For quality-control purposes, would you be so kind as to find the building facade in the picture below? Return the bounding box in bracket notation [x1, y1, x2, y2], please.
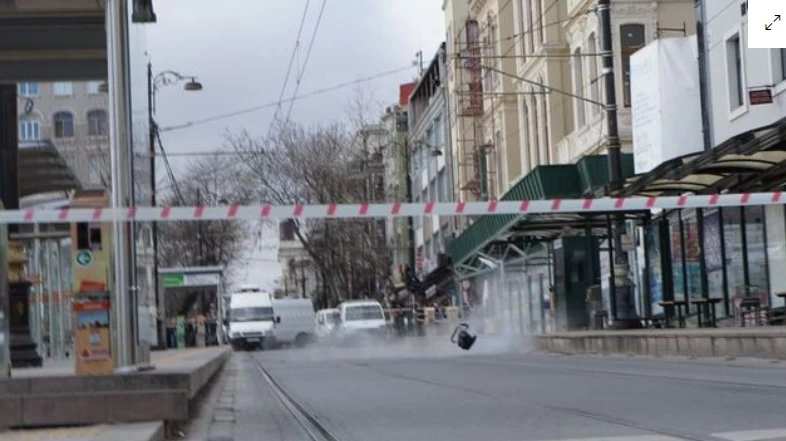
[380, 82, 416, 287]
[16, 81, 110, 188]
[552, 0, 696, 164]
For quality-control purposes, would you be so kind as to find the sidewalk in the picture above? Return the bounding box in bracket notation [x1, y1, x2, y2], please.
[536, 327, 786, 359]
[0, 422, 163, 441]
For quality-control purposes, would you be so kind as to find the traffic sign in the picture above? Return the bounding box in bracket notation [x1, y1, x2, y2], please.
[75, 250, 93, 267]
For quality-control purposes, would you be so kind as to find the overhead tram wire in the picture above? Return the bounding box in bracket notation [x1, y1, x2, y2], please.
[158, 65, 411, 133]
[266, 0, 313, 140]
[282, 0, 328, 124]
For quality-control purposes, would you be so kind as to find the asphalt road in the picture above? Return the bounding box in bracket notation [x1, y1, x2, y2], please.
[236, 334, 786, 441]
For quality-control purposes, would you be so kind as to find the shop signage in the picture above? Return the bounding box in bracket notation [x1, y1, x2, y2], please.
[163, 273, 220, 288]
[749, 89, 773, 105]
[163, 273, 185, 288]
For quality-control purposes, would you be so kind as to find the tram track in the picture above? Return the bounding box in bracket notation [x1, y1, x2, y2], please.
[250, 354, 343, 441]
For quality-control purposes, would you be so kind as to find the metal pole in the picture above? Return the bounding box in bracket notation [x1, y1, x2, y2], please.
[54, 238, 65, 359]
[147, 61, 163, 349]
[32, 226, 41, 348]
[107, 0, 135, 367]
[517, 277, 524, 335]
[599, 0, 638, 327]
[695, 0, 713, 152]
[45, 240, 54, 359]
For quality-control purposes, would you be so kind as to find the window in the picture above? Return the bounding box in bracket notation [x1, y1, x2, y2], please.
[490, 17, 500, 89]
[587, 34, 600, 116]
[53, 111, 74, 138]
[526, 0, 534, 53]
[533, 0, 544, 43]
[438, 170, 448, 202]
[620, 24, 646, 107]
[531, 94, 540, 166]
[517, 0, 527, 59]
[18, 117, 41, 141]
[521, 98, 530, 170]
[87, 110, 108, 136]
[573, 48, 586, 128]
[726, 33, 744, 110]
[53, 82, 73, 96]
[86, 81, 103, 95]
[17, 82, 38, 97]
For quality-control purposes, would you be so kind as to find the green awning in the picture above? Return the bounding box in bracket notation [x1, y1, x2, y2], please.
[577, 154, 634, 195]
[449, 164, 584, 266]
[449, 155, 637, 268]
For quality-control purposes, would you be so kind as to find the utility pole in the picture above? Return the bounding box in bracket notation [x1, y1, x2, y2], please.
[695, 0, 713, 152]
[146, 61, 163, 348]
[599, 0, 638, 327]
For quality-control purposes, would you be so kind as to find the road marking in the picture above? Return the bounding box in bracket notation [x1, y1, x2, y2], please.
[714, 429, 786, 441]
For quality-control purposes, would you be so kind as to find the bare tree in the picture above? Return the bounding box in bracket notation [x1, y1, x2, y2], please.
[157, 153, 253, 271]
[228, 122, 394, 307]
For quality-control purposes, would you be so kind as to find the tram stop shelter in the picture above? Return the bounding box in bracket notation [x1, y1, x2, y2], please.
[157, 266, 224, 349]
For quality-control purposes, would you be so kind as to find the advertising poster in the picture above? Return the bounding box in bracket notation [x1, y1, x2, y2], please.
[73, 299, 113, 375]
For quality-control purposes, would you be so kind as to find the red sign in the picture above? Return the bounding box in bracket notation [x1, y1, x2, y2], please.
[749, 89, 773, 105]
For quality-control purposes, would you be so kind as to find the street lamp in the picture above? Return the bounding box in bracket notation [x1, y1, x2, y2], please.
[147, 62, 203, 348]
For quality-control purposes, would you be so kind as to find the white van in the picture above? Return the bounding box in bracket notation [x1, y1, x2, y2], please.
[271, 298, 316, 348]
[228, 289, 276, 350]
[336, 300, 388, 341]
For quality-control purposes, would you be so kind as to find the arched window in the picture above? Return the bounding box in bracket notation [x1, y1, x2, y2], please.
[53, 111, 74, 138]
[531, 93, 540, 167]
[18, 116, 41, 141]
[520, 97, 530, 171]
[573, 48, 586, 128]
[587, 33, 600, 117]
[87, 109, 109, 136]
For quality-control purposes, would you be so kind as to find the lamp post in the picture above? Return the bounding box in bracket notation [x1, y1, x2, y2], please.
[147, 62, 202, 347]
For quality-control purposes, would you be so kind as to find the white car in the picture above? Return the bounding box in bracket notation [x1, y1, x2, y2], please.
[271, 298, 316, 348]
[336, 300, 388, 342]
[315, 308, 340, 342]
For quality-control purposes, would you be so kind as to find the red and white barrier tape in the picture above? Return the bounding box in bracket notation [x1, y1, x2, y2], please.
[1, 192, 783, 224]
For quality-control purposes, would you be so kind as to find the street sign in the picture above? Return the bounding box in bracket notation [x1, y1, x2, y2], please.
[162, 273, 185, 288]
[75, 250, 93, 267]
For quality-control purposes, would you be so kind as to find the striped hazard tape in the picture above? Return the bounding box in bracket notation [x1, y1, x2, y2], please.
[0, 191, 782, 224]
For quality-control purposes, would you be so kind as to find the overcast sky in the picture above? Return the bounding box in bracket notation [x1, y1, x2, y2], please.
[145, 0, 445, 289]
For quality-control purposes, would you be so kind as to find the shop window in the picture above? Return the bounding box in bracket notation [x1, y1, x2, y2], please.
[669, 212, 686, 302]
[744, 206, 769, 304]
[702, 209, 725, 307]
[646, 223, 664, 315]
[681, 210, 702, 301]
[723, 207, 746, 299]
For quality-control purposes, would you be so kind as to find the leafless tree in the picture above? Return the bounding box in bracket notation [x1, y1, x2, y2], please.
[156, 153, 254, 272]
[228, 121, 394, 307]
